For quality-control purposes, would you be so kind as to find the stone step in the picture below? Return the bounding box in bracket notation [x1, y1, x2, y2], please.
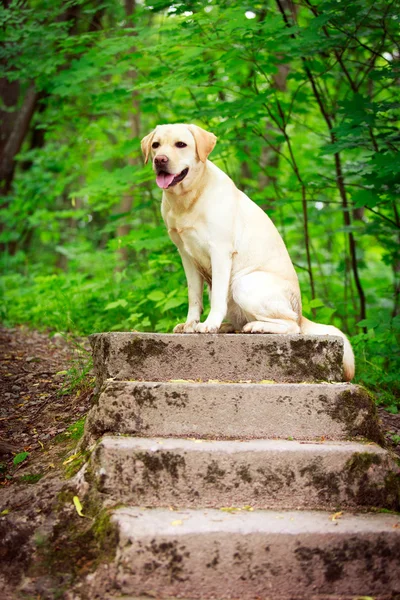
[82, 381, 383, 445]
[94, 507, 400, 599]
[89, 332, 344, 385]
[91, 437, 399, 511]
[101, 596, 396, 600]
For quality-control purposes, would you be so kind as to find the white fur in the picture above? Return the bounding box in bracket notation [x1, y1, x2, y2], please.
[142, 123, 355, 381]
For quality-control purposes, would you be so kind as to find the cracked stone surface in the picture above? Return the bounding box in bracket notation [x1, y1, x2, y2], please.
[91, 436, 400, 510]
[86, 507, 400, 599]
[89, 332, 344, 386]
[82, 381, 383, 445]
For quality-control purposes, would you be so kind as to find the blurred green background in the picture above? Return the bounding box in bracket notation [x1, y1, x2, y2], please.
[1, 0, 399, 410]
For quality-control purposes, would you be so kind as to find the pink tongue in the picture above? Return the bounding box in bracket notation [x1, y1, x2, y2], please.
[156, 172, 176, 189]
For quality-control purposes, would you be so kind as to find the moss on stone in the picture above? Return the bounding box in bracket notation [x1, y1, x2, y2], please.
[132, 384, 158, 408]
[165, 389, 189, 408]
[63, 451, 90, 479]
[36, 486, 119, 593]
[330, 388, 385, 445]
[300, 457, 341, 503]
[146, 539, 190, 582]
[132, 450, 186, 490]
[343, 452, 400, 511]
[121, 335, 168, 365]
[345, 451, 383, 474]
[204, 460, 226, 484]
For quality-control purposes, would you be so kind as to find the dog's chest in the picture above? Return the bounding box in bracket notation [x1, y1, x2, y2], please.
[170, 224, 210, 262]
[165, 214, 209, 271]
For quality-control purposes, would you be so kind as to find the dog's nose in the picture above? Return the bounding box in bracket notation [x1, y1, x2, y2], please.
[154, 155, 169, 165]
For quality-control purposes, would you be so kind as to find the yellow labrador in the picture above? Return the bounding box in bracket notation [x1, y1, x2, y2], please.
[141, 123, 355, 380]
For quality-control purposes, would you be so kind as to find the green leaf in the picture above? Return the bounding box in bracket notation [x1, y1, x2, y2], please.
[13, 452, 29, 466]
[162, 297, 186, 312]
[148, 291, 165, 302]
[105, 299, 128, 310]
[308, 298, 325, 309]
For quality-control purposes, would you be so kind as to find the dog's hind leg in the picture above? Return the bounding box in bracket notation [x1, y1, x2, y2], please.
[243, 319, 300, 334]
[232, 271, 301, 334]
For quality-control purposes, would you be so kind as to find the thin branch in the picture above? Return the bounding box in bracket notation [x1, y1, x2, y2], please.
[365, 206, 400, 229]
[276, 0, 367, 326]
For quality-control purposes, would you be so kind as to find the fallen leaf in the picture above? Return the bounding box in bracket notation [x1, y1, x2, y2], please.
[13, 451, 29, 466]
[220, 507, 239, 513]
[1, 509, 10, 516]
[73, 496, 84, 517]
[259, 379, 275, 384]
[63, 453, 80, 465]
[330, 511, 343, 521]
[241, 505, 254, 511]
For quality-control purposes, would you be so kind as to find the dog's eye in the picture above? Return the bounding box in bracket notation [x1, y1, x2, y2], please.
[152, 142, 160, 149]
[175, 142, 187, 148]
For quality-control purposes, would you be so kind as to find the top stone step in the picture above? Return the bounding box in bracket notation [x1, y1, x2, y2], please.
[89, 332, 344, 385]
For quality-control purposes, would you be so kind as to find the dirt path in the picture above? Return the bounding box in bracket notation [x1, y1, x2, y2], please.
[0, 326, 93, 485]
[0, 326, 94, 599]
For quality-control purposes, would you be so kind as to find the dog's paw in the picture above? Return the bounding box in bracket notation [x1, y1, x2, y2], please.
[194, 321, 221, 334]
[173, 321, 198, 333]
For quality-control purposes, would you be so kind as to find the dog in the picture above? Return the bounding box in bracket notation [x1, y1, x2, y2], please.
[141, 123, 355, 381]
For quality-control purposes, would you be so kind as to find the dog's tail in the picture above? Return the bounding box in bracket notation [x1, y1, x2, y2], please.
[300, 316, 355, 381]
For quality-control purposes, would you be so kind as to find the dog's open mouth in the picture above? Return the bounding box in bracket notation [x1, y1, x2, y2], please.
[156, 168, 189, 189]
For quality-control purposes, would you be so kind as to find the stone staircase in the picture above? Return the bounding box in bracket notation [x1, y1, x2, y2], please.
[81, 332, 400, 599]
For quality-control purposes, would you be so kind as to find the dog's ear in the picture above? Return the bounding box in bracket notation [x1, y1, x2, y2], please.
[187, 124, 217, 163]
[141, 130, 156, 164]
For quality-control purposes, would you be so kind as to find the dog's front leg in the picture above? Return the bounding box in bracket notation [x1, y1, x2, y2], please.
[173, 250, 204, 333]
[195, 246, 232, 334]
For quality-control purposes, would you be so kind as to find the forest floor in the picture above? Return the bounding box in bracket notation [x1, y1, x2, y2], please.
[0, 325, 399, 599]
[0, 326, 93, 599]
[0, 326, 93, 485]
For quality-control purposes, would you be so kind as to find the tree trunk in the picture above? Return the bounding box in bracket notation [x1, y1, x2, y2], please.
[0, 84, 38, 195]
[259, 1, 297, 210]
[116, 0, 140, 267]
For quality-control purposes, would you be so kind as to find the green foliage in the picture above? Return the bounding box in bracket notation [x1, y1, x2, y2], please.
[13, 452, 29, 466]
[63, 451, 89, 478]
[352, 315, 400, 414]
[19, 472, 43, 484]
[67, 418, 86, 441]
[0, 0, 399, 409]
[57, 336, 94, 396]
[56, 417, 87, 444]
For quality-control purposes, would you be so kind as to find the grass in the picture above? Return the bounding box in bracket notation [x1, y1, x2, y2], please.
[55, 416, 86, 444]
[19, 473, 43, 484]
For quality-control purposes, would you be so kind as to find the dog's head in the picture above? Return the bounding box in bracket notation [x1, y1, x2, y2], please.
[141, 123, 216, 190]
